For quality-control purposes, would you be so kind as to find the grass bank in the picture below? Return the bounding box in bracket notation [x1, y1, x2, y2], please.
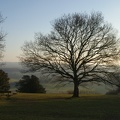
[0, 93, 120, 120]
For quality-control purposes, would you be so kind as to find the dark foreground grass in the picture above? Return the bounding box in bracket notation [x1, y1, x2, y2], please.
[0, 94, 120, 120]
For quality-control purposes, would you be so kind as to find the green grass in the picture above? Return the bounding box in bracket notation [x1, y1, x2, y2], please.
[0, 93, 120, 120]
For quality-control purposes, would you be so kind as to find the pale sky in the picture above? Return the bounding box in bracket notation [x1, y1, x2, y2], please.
[0, 0, 120, 62]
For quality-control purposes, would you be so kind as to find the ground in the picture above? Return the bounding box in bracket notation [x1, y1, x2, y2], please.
[0, 93, 120, 120]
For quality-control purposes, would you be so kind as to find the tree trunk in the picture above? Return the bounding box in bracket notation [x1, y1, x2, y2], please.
[72, 82, 79, 97]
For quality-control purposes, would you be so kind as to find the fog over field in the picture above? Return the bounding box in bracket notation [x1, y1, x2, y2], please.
[1, 62, 114, 94]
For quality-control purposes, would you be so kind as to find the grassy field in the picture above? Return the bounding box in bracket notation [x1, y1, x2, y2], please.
[0, 93, 120, 120]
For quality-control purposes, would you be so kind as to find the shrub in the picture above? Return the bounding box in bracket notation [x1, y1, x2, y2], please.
[16, 75, 46, 93]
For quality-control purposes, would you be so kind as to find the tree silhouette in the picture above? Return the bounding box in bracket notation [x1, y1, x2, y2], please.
[0, 13, 6, 61]
[16, 75, 46, 93]
[20, 12, 120, 97]
[0, 69, 10, 92]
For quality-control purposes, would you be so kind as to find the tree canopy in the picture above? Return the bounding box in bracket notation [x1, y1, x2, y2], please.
[19, 12, 120, 97]
[16, 75, 46, 93]
[0, 69, 10, 92]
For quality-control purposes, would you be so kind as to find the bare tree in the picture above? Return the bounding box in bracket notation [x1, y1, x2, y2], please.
[20, 12, 120, 97]
[0, 13, 6, 61]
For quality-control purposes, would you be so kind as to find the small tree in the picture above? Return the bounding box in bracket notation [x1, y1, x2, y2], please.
[20, 12, 120, 97]
[0, 69, 10, 92]
[16, 75, 46, 93]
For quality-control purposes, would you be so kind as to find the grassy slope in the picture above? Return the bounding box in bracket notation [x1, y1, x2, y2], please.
[0, 93, 120, 120]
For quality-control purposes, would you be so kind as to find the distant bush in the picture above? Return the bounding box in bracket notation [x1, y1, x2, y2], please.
[106, 88, 120, 95]
[67, 90, 73, 94]
[67, 89, 97, 94]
